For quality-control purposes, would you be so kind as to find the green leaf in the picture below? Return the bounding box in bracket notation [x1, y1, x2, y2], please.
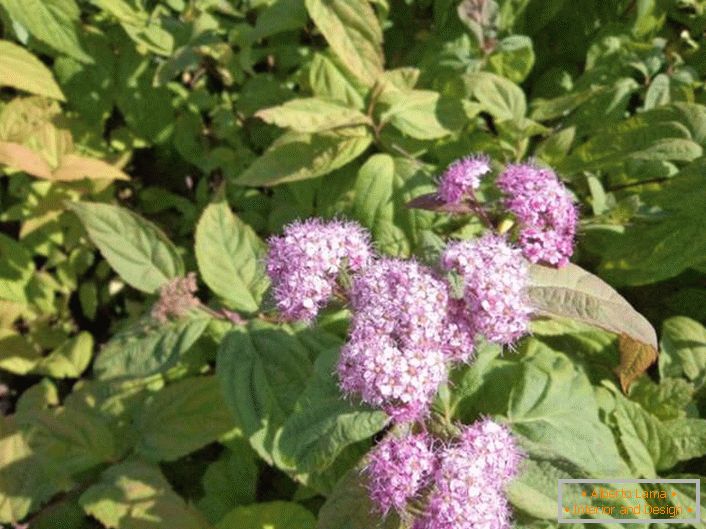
[660, 316, 706, 389]
[135, 376, 237, 462]
[0, 416, 70, 524]
[0, 0, 91, 62]
[379, 89, 464, 140]
[0, 233, 34, 304]
[467, 341, 630, 476]
[195, 199, 269, 313]
[305, 0, 384, 86]
[217, 501, 315, 529]
[644, 73, 671, 109]
[68, 202, 184, 294]
[93, 314, 211, 380]
[464, 71, 526, 120]
[309, 53, 366, 110]
[216, 322, 314, 465]
[628, 377, 694, 421]
[527, 263, 658, 349]
[316, 465, 401, 529]
[0, 40, 65, 100]
[352, 154, 437, 256]
[277, 348, 387, 473]
[487, 35, 535, 83]
[34, 331, 93, 378]
[79, 460, 212, 529]
[595, 158, 706, 285]
[235, 126, 372, 186]
[256, 98, 370, 133]
[198, 440, 258, 523]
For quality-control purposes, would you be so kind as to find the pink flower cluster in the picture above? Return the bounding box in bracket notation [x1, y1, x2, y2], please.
[265, 218, 371, 322]
[338, 259, 450, 422]
[497, 163, 577, 267]
[437, 155, 491, 204]
[365, 419, 524, 529]
[442, 235, 531, 345]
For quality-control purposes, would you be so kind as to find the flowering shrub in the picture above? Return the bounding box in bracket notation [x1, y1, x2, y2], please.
[1, 1, 706, 529]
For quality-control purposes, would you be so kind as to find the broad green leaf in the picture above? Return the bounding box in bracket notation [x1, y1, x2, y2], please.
[0, 416, 70, 524]
[467, 341, 630, 476]
[16, 379, 59, 413]
[0, 40, 65, 100]
[277, 348, 387, 473]
[352, 154, 437, 256]
[0, 330, 41, 375]
[198, 440, 258, 523]
[464, 71, 526, 120]
[68, 202, 184, 293]
[34, 331, 93, 378]
[135, 376, 237, 461]
[379, 89, 464, 140]
[530, 87, 603, 122]
[595, 159, 706, 285]
[217, 501, 315, 529]
[235, 126, 372, 186]
[527, 263, 658, 348]
[216, 322, 314, 465]
[0, 234, 33, 304]
[305, 0, 384, 86]
[93, 314, 211, 380]
[309, 53, 366, 110]
[254, 0, 308, 39]
[79, 460, 211, 529]
[316, 465, 401, 529]
[628, 377, 694, 421]
[644, 73, 671, 109]
[256, 98, 370, 133]
[195, 199, 269, 312]
[487, 35, 535, 83]
[0, 0, 91, 62]
[660, 317, 706, 389]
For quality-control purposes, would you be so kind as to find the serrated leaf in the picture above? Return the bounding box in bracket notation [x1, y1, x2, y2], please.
[217, 501, 315, 529]
[68, 202, 184, 294]
[135, 376, 237, 462]
[93, 314, 211, 380]
[309, 53, 366, 110]
[34, 331, 93, 378]
[256, 97, 370, 133]
[216, 322, 314, 465]
[235, 126, 372, 186]
[352, 154, 437, 256]
[464, 71, 526, 120]
[195, 199, 268, 312]
[277, 348, 387, 473]
[305, 0, 383, 86]
[660, 316, 706, 388]
[0, 40, 65, 100]
[379, 89, 464, 140]
[0, 0, 92, 63]
[527, 263, 658, 390]
[79, 460, 212, 529]
[487, 35, 535, 83]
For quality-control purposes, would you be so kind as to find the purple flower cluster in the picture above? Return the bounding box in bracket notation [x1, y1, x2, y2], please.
[365, 433, 436, 515]
[496, 163, 577, 267]
[437, 155, 491, 204]
[338, 259, 450, 421]
[265, 218, 371, 322]
[366, 419, 524, 529]
[442, 235, 531, 345]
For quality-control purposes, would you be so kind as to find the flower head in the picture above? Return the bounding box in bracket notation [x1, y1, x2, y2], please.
[437, 155, 491, 204]
[366, 432, 436, 515]
[442, 297, 476, 363]
[458, 418, 524, 483]
[441, 235, 531, 345]
[497, 162, 577, 267]
[151, 273, 199, 323]
[266, 218, 372, 322]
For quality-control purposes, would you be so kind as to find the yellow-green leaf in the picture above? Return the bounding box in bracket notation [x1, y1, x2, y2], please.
[0, 40, 65, 100]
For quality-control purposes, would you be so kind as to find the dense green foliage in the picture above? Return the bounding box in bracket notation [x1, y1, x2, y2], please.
[1, 0, 706, 527]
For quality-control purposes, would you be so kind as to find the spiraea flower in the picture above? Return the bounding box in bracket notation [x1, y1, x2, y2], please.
[365, 432, 436, 515]
[497, 162, 577, 267]
[151, 272, 200, 323]
[458, 418, 524, 483]
[338, 259, 450, 421]
[414, 418, 523, 529]
[437, 155, 491, 204]
[442, 297, 476, 363]
[442, 235, 531, 345]
[265, 218, 372, 322]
